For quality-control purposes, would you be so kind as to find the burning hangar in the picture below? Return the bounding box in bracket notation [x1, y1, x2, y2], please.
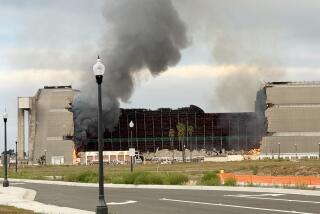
[80, 106, 263, 153]
[17, 81, 320, 165]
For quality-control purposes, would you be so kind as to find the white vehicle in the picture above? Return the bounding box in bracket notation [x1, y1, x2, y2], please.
[160, 159, 172, 164]
[135, 158, 143, 164]
[134, 151, 143, 164]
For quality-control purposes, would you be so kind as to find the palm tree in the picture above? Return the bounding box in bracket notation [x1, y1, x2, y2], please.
[176, 122, 185, 150]
[168, 128, 175, 161]
[176, 122, 186, 162]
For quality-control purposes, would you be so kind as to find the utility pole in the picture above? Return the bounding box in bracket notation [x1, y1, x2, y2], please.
[186, 112, 189, 148]
[118, 121, 122, 150]
[203, 117, 206, 150]
[144, 110, 147, 151]
[127, 114, 129, 149]
[15, 141, 18, 173]
[135, 111, 138, 150]
[228, 119, 231, 151]
[195, 112, 197, 150]
[161, 109, 164, 150]
[220, 128, 223, 154]
[152, 116, 155, 151]
[211, 119, 214, 151]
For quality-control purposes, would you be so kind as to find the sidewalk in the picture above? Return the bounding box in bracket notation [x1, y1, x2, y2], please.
[0, 186, 94, 214]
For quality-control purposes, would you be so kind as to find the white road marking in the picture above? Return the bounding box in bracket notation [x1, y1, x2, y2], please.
[107, 200, 137, 205]
[229, 193, 285, 197]
[10, 183, 26, 185]
[225, 194, 320, 204]
[160, 198, 315, 214]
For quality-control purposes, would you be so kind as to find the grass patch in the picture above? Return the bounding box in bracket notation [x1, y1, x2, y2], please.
[246, 182, 255, 187]
[224, 177, 237, 186]
[64, 170, 188, 185]
[165, 172, 189, 185]
[199, 171, 221, 186]
[249, 165, 259, 175]
[108, 171, 188, 185]
[0, 205, 37, 213]
[133, 172, 164, 184]
[65, 171, 98, 183]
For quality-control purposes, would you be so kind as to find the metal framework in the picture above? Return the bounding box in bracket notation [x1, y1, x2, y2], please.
[84, 105, 263, 152]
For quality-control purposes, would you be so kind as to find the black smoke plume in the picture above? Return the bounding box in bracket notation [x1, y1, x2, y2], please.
[72, 0, 189, 148]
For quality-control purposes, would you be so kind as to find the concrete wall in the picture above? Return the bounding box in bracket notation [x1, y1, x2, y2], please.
[19, 87, 76, 165]
[261, 82, 320, 154]
[17, 108, 25, 160]
[266, 107, 320, 132]
[266, 84, 320, 104]
[261, 136, 320, 153]
[33, 88, 75, 164]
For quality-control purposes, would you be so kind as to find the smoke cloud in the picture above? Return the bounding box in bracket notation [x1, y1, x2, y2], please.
[174, 0, 287, 112]
[72, 0, 189, 147]
[208, 33, 286, 112]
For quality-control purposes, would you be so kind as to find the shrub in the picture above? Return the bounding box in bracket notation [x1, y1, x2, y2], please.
[165, 173, 189, 185]
[224, 177, 237, 186]
[122, 172, 142, 184]
[134, 172, 164, 185]
[64, 170, 189, 185]
[78, 171, 98, 183]
[110, 176, 125, 184]
[246, 182, 254, 187]
[199, 171, 221, 186]
[65, 171, 98, 183]
[105, 171, 188, 185]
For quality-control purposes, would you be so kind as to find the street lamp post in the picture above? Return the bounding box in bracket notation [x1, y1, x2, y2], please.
[15, 141, 18, 173]
[93, 56, 108, 214]
[2, 110, 9, 187]
[294, 144, 297, 159]
[220, 128, 223, 154]
[318, 143, 320, 159]
[129, 121, 134, 172]
[183, 144, 186, 163]
[278, 142, 281, 160]
[129, 121, 134, 148]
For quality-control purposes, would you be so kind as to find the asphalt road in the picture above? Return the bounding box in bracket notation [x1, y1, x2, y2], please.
[12, 182, 320, 214]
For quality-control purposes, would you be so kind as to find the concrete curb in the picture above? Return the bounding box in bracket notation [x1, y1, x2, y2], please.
[5, 178, 320, 196]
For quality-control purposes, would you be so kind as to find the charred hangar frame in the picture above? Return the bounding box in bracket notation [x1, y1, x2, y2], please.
[81, 105, 263, 153]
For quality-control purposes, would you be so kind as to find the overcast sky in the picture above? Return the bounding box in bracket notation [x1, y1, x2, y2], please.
[1, 0, 320, 150]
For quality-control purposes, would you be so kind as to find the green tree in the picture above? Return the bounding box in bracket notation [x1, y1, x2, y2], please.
[176, 122, 186, 151]
[187, 126, 194, 148]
